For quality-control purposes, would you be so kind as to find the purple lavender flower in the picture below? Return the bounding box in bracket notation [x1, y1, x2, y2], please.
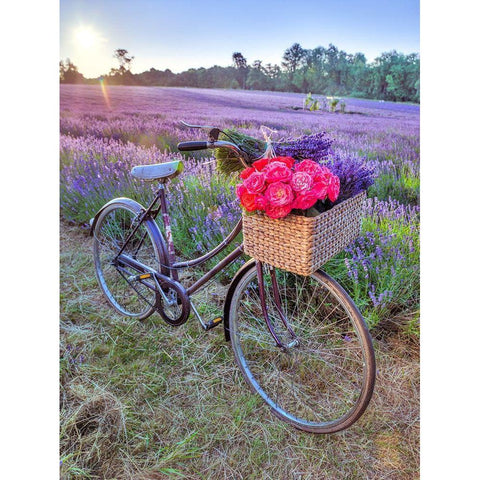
[327, 153, 376, 204]
[275, 132, 333, 163]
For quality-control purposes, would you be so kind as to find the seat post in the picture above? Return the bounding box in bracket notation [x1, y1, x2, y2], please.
[157, 182, 179, 282]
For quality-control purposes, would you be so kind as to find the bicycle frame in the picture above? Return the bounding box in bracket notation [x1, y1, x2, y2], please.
[107, 122, 296, 346]
[110, 176, 295, 346]
[114, 180, 244, 291]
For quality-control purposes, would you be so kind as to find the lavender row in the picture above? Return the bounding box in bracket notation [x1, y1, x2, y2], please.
[60, 134, 240, 261]
[60, 85, 419, 173]
[60, 112, 418, 169]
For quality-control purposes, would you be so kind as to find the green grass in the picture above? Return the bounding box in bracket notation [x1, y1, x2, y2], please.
[60, 221, 419, 479]
[368, 167, 420, 206]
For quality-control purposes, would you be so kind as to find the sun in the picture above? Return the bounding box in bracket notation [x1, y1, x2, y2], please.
[74, 26, 100, 48]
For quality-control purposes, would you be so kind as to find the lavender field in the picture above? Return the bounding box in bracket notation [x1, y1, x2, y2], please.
[61, 84, 419, 330]
[60, 84, 420, 479]
[61, 85, 419, 161]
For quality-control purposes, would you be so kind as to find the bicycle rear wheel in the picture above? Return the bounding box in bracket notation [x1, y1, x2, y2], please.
[93, 201, 161, 319]
[228, 264, 375, 433]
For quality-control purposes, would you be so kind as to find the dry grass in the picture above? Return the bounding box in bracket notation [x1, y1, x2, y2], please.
[60, 221, 419, 479]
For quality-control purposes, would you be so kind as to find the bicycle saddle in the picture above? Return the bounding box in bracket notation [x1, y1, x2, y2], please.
[130, 160, 184, 181]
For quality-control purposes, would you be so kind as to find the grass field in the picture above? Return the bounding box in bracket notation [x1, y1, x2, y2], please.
[60, 222, 419, 479]
[60, 85, 420, 479]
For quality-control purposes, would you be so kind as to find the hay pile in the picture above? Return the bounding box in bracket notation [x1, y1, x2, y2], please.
[61, 384, 127, 479]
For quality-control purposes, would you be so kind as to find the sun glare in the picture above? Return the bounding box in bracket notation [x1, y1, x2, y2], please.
[74, 26, 99, 48]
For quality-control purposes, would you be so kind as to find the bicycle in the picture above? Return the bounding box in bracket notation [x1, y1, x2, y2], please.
[90, 122, 376, 434]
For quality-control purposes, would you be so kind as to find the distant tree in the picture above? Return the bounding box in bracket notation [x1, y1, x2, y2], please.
[385, 53, 420, 102]
[247, 59, 274, 89]
[59, 60, 66, 82]
[369, 50, 419, 101]
[232, 52, 248, 88]
[281, 43, 307, 91]
[282, 43, 306, 75]
[232, 52, 247, 69]
[306, 46, 326, 70]
[209, 65, 238, 88]
[110, 49, 134, 76]
[264, 63, 281, 79]
[246, 68, 273, 91]
[60, 58, 84, 84]
[136, 67, 176, 86]
[349, 52, 369, 96]
[108, 49, 136, 85]
[116, 48, 134, 71]
[229, 79, 241, 89]
[324, 44, 341, 92]
[176, 68, 199, 87]
[252, 60, 263, 71]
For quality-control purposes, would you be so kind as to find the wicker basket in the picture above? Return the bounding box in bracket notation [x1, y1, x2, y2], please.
[242, 191, 366, 276]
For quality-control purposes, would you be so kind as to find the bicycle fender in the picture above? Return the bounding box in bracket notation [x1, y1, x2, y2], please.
[89, 197, 143, 235]
[89, 197, 170, 277]
[222, 258, 256, 342]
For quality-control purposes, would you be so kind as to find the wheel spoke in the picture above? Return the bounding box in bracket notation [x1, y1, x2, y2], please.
[93, 204, 159, 319]
[230, 265, 375, 432]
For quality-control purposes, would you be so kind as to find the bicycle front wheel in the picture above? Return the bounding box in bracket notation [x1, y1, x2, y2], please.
[228, 264, 376, 433]
[93, 201, 161, 319]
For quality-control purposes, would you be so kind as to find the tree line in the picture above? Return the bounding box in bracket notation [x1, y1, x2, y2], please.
[60, 43, 419, 103]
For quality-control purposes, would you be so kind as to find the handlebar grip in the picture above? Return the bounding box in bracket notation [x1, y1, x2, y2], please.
[177, 141, 209, 151]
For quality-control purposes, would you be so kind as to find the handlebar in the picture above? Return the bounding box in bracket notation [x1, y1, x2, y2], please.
[177, 141, 209, 151]
[178, 121, 270, 169]
[177, 139, 250, 168]
[177, 140, 240, 152]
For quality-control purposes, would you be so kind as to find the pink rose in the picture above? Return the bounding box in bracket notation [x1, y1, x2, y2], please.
[311, 181, 328, 200]
[264, 181, 294, 207]
[239, 191, 259, 212]
[290, 171, 313, 192]
[243, 171, 266, 194]
[236, 184, 247, 198]
[265, 203, 293, 219]
[293, 191, 318, 210]
[240, 167, 255, 179]
[327, 175, 340, 202]
[316, 165, 339, 185]
[316, 165, 332, 182]
[253, 156, 295, 171]
[273, 156, 295, 168]
[252, 158, 270, 171]
[264, 161, 293, 183]
[295, 159, 321, 178]
[255, 194, 267, 211]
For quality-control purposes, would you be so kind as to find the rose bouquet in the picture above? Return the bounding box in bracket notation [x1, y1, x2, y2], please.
[238, 153, 371, 275]
[236, 156, 340, 219]
[230, 128, 374, 275]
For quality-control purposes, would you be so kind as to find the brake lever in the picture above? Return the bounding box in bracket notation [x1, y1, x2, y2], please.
[180, 120, 216, 129]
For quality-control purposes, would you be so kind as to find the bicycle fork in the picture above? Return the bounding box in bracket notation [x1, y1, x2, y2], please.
[256, 261, 299, 349]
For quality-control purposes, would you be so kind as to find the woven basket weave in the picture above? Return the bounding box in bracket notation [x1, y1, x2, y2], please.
[242, 191, 366, 276]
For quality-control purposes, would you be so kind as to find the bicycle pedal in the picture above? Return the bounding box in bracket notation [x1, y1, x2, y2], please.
[127, 272, 152, 282]
[204, 316, 223, 331]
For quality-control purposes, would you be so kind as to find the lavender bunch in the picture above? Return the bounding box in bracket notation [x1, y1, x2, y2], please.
[275, 132, 333, 163]
[328, 153, 376, 204]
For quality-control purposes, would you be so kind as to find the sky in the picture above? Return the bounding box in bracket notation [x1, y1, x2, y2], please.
[60, 0, 419, 78]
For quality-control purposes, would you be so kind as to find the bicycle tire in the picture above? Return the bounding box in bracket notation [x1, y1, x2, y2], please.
[228, 263, 376, 433]
[93, 200, 162, 319]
